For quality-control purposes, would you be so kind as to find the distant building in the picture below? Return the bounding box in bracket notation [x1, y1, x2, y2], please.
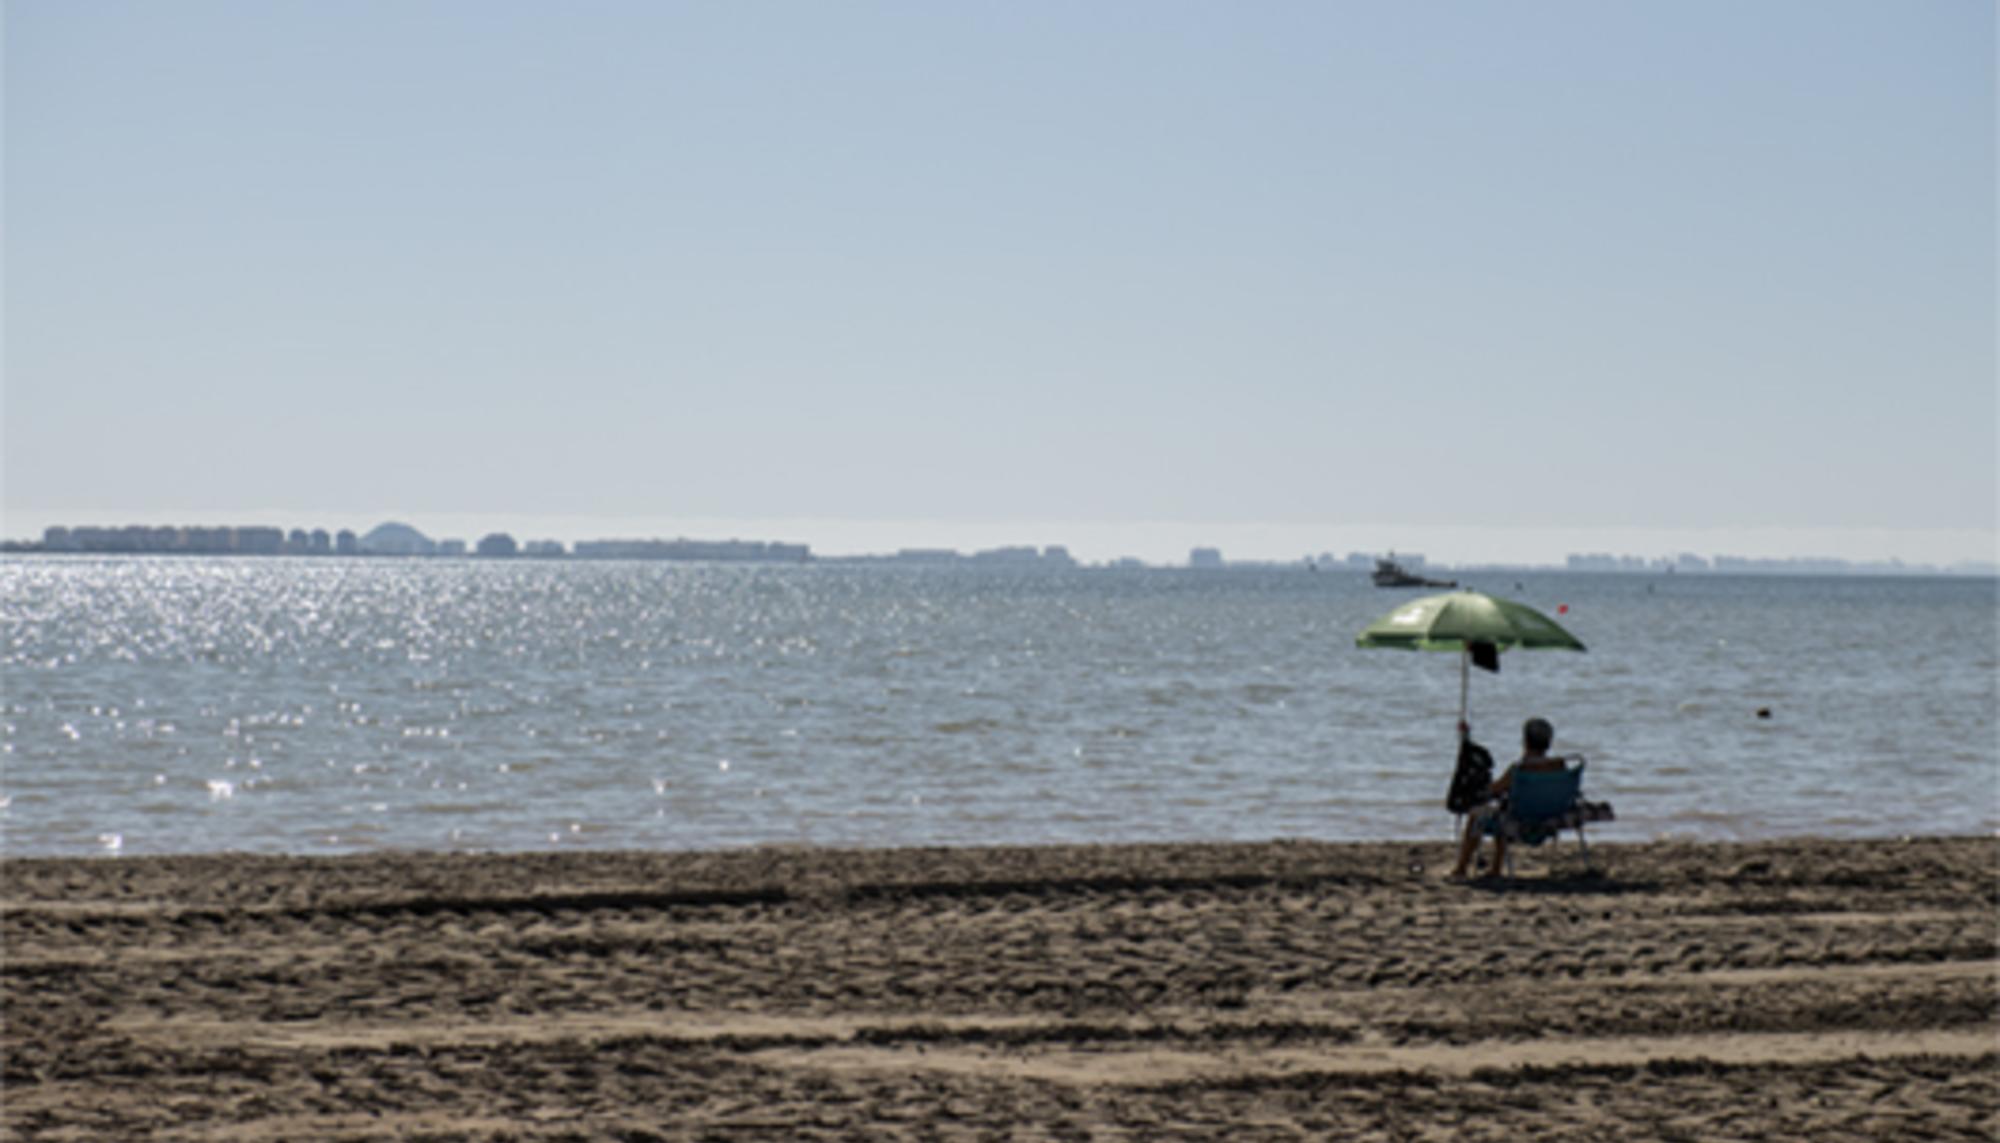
[309, 529, 332, 555]
[1567, 552, 1650, 572]
[522, 540, 565, 558]
[476, 533, 519, 558]
[961, 546, 1077, 568]
[1189, 547, 1224, 569]
[437, 539, 468, 557]
[185, 527, 230, 553]
[236, 527, 284, 555]
[335, 529, 359, 556]
[361, 522, 436, 556]
[971, 546, 1040, 565]
[892, 549, 960, 565]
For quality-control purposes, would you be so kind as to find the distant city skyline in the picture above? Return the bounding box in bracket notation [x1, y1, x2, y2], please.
[4, 508, 1991, 573]
[6, 3, 1993, 569]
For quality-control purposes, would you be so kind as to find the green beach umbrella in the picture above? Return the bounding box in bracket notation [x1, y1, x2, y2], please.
[1355, 590, 1586, 736]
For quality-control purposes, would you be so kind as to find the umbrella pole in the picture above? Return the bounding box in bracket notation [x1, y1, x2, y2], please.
[1454, 647, 1474, 845]
[1458, 647, 1470, 737]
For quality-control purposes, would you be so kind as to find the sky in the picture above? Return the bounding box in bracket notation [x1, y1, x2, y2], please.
[4, 1, 1994, 566]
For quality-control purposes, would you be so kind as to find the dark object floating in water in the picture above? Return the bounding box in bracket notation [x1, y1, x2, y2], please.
[1756, 707, 1773, 719]
[1372, 556, 1457, 589]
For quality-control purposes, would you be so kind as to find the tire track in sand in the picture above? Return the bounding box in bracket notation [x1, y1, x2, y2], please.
[5, 837, 1995, 1140]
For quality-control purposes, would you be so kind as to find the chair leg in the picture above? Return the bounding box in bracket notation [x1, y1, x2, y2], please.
[1576, 826, 1591, 869]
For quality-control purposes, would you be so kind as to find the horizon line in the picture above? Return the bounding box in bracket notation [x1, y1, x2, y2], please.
[5, 510, 1996, 574]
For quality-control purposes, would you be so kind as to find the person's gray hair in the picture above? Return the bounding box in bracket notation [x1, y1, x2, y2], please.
[1523, 717, 1554, 752]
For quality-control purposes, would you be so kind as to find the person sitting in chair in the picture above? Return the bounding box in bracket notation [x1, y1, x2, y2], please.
[1451, 717, 1565, 879]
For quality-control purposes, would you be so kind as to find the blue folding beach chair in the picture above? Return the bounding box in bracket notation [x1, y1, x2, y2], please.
[1494, 760, 1606, 875]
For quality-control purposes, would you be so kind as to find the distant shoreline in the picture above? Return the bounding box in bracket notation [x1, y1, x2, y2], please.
[7, 517, 1996, 576]
[3, 543, 1994, 577]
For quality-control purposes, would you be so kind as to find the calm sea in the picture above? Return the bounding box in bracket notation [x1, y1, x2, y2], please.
[2, 557, 1994, 856]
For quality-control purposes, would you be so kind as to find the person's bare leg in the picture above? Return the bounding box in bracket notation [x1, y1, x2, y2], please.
[1490, 835, 1510, 877]
[1452, 820, 1481, 877]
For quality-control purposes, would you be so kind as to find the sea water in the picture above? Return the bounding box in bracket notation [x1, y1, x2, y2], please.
[2, 557, 1994, 856]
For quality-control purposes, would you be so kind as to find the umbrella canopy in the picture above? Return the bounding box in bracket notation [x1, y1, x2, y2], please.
[1356, 590, 1585, 736]
[1355, 591, 1585, 654]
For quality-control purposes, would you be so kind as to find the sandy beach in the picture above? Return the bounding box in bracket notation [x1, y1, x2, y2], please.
[4, 836, 1994, 1140]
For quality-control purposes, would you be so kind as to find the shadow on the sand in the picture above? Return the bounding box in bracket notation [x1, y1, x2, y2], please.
[1459, 868, 1662, 895]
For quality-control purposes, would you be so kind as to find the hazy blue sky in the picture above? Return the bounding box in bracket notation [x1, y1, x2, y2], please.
[5, 1, 1993, 564]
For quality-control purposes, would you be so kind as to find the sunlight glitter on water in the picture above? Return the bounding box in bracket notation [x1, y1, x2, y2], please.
[1, 558, 1994, 854]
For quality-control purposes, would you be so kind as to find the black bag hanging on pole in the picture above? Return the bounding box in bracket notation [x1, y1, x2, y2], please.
[1446, 737, 1495, 813]
[1469, 640, 1501, 673]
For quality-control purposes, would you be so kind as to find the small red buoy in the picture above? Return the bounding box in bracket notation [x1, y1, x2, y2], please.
[1557, 604, 1569, 615]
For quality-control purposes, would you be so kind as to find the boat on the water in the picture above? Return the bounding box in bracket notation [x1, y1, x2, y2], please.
[1372, 556, 1457, 589]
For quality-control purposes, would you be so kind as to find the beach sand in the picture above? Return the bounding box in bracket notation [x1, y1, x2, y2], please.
[5, 836, 1995, 1140]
